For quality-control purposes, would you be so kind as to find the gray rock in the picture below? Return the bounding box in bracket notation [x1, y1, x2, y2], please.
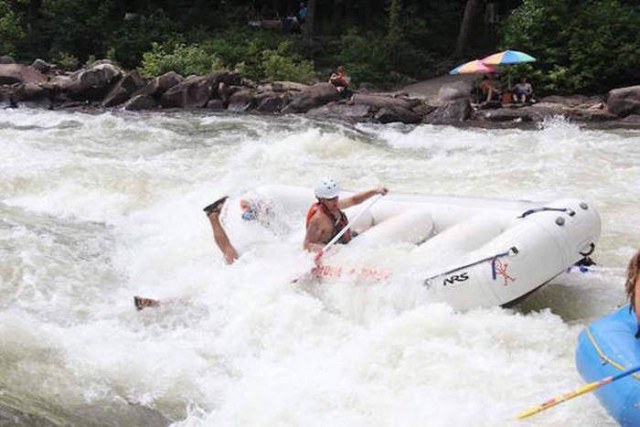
[66, 61, 124, 101]
[137, 71, 184, 99]
[31, 59, 55, 74]
[437, 81, 473, 103]
[0, 64, 47, 85]
[101, 70, 146, 107]
[351, 93, 415, 110]
[227, 89, 256, 111]
[124, 94, 157, 111]
[426, 98, 472, 124]
[374, 106, 422, 124]
[255, 92, 287, 113]
[205, 99, 225, 110]
[160, 75, 215, 109]
[306, 102, 373, 122]
[285, 83, 341, 113]
[606, 85, 640, 117]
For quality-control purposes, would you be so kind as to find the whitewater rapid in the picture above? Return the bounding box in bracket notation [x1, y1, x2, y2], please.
[1, 109, 639, 426]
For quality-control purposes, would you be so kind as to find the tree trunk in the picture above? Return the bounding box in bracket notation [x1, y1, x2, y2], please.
[387, 0, 401, 68]
[303, 0, 316, 45]
[332, 0, 343, 34]
[454, 0, 482, 58]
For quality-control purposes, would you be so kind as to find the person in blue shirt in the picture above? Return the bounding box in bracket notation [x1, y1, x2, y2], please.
[298, 2, 308, 24]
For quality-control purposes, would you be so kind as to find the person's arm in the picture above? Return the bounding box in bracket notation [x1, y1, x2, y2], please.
[303, 213, 328, 252]
[339, 187, 387, 209]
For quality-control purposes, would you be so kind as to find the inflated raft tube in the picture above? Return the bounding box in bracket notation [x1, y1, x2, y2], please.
[576, 305, 640, 426]
[422, 199, 601, 309]
[235, 185, 601, 310]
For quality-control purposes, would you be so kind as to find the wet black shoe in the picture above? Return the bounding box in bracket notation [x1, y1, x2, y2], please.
[203, 196, 228, 216]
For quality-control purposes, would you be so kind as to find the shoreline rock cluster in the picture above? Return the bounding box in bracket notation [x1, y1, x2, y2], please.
[1, 58, 639, 130]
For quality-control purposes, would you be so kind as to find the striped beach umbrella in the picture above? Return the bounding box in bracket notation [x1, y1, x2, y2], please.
[482, 50, 536, 65]
[449, 59, 496, 75]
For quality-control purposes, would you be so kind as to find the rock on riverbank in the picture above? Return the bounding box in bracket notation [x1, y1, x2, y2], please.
[1, 59, 639, 130]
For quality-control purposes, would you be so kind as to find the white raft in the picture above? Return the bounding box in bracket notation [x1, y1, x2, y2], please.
[231, 185, 601, 310]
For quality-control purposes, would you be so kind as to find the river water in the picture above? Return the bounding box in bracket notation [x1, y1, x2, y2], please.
[1, 108, 639, 426]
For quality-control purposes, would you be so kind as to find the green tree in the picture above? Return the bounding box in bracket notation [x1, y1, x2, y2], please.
[0, 0, 25, 56]
[501, 0, 640, 94]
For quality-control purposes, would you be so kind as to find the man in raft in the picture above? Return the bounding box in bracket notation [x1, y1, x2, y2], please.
[304, 177, 387, 253]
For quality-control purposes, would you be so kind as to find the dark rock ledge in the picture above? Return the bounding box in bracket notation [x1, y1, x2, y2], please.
[1, 59, 639, 130]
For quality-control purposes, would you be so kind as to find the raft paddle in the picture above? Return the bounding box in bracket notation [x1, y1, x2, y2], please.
[314, 193, 383, 262]
[517, 364, 640, 420]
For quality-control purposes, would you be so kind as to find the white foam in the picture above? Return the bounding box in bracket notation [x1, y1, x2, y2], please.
[0, 109, 633, 425]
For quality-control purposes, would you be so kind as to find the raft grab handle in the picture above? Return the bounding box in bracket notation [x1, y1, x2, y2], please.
[518, 207, 575, 218]
[579, 242, 596, 257]
[423, 246, 519, 285]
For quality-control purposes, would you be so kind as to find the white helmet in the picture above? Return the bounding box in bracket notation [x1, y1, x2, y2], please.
[314, 177, 340, 199]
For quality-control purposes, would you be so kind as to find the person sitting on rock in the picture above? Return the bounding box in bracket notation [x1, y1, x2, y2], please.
[513, 77, 534, 104]
[329, 66, 352, 98]
[479, 74, 501, 105]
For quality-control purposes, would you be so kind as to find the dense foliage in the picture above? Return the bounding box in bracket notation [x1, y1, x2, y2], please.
[0, 0, 637, 93]
[0, 0, 23, 55]
[501, 0, 640, 94]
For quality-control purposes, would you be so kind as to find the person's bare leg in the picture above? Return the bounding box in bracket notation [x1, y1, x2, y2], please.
[134, 197, 240, 312]
[203, 196, 239, 264]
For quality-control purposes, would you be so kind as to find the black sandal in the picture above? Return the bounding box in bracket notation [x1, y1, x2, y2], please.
[203, 196, 228, 216]
[134, 296, 160, 311]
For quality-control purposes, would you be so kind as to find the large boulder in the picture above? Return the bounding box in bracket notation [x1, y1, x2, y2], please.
[31, 59, 55, 74]
[66, 60, 124, 101]
[101, 70, 147, 107]
[374, 106, 422, 124]
[159, 71, 241, 109]
[606, 86, 640, 117]
[306, 102, 374, 122]
[43, 74, 73, 93]
[0, 64, 47, 85]
[425, 98, 472, 124]
[124, 94, 157, 111]
[437, 81, 472, 103]
[284, 83, 342, 113]
[137, 71, 184, 99]
[255, 91, 288, 113]
[270, 81, 309, 92]
[160, 75, 215, 109]
[227, 89, 256, 111]
[350, 93, 417, 111]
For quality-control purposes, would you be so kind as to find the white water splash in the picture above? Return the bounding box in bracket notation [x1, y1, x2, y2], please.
[2, 108, 637, 425]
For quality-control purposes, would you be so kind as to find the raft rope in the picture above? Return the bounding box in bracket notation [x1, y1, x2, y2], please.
[586, 327, 640, 381]
[424, 246, 518, 284]
[518, 207, 575, 218]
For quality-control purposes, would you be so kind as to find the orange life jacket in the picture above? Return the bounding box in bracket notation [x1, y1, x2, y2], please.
[305, 202, 352, 244]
